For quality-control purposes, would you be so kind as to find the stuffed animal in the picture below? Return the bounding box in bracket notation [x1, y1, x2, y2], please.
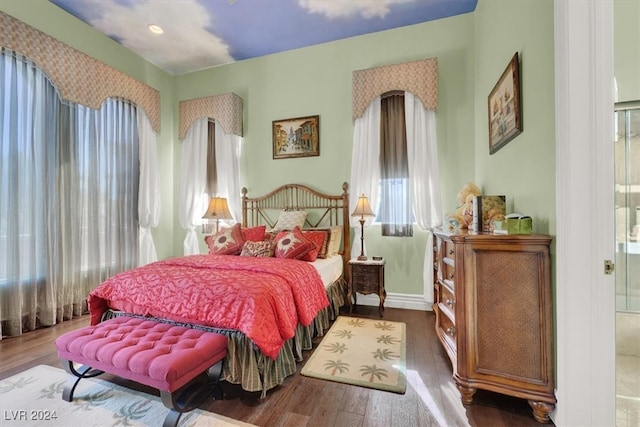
[446, 182, 481, 230]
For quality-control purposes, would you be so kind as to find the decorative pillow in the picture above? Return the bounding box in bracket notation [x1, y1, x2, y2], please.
[273, 227, 313, 259]
[240, 240, 275, 257]
[270, 210, 307, 232]
[326, 226, 343, 256]
[205, 223, 245, 255]
[241, 225, 267, 242]
[301, 230, 329, 262]
[305, 226, 342, 258]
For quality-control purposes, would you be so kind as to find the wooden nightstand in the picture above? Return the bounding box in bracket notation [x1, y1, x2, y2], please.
[348, 258, 386, 317]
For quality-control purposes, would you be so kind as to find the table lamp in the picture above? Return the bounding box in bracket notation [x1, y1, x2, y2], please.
[202, 197, 233, 234]
[351, 194, 375, 260]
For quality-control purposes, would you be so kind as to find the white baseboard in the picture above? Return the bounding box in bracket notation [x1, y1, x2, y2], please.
[350, 292, 433, 312]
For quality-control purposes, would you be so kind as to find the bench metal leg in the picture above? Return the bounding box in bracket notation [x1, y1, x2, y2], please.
[160, 359, 225, 427]
[60, 357, 224, 427]
[60, 359, 104, 402]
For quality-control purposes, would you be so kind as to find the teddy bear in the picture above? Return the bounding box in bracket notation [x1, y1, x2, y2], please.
[446, 182, 481, 230]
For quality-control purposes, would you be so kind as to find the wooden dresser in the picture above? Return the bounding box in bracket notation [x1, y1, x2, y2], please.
[432, 229, 555, 423]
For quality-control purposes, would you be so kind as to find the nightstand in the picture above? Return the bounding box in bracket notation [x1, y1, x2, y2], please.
[348, 258, 386, 317]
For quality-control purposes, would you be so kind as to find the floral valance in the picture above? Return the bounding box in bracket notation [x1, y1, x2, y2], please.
[178, 93, 244, 139]
[0, 11, 161, 132]
[352, 58, 438, 122]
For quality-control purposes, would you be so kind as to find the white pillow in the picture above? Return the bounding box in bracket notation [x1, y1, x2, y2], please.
[326, 226, 342, 256]
[270, 210, 307, 232]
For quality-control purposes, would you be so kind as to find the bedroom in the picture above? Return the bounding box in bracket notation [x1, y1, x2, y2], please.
[0, 0, 632, 426]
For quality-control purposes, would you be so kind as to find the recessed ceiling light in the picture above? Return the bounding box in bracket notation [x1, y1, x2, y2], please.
[148, 24, 164, 35]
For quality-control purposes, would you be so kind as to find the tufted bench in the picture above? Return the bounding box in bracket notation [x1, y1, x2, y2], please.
[54, 316, 228, 427]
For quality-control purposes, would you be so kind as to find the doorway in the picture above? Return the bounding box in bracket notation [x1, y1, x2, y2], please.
[615, 102, 640, 426]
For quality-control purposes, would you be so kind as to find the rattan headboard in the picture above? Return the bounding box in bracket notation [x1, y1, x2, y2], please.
[241, 182, 351, 266]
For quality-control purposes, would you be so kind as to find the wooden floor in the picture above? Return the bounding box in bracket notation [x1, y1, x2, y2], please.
[0, 306, 554, 427]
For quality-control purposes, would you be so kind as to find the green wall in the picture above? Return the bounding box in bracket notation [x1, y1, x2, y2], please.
[473, 0, 556, 235]
[615, 0, 640, 102]
[2, 0, 558, 301]
[174, 14, 476, 297]
[0, 0, 177, 261]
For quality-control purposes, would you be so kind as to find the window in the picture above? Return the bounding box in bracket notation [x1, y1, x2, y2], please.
[1, 49, 139, 336]
[378, 91, 413, 236]
[206, 120, 218, 195]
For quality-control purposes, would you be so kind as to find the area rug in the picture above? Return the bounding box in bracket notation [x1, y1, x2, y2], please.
[0, 365, 256, 427]
[301, 316, 406, 393]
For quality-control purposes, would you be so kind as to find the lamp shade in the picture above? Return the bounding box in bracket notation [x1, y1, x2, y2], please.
[351, 194, 375, 218]
[202, 197, 233, 221]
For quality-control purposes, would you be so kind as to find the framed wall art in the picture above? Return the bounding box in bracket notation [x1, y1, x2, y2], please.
[272, 115, 320, 159]
[488, 52, 522, 155]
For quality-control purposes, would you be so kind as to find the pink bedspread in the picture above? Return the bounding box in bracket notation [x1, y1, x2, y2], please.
[88, 255, 329, 359]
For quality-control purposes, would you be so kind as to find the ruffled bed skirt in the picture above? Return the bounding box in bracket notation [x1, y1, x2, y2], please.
[102, 278, 346, 398]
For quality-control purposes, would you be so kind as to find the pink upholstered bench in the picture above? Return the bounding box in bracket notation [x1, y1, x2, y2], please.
[55, 316, 228, 427]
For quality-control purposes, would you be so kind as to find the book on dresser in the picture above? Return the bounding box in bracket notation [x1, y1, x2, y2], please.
[471, 195, 506, 232]
[432, 228, 555, 424]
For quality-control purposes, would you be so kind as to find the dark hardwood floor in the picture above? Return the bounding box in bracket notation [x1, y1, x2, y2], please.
[0, 306, 554, 427]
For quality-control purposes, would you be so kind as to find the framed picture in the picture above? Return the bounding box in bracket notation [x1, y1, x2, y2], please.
[488, 52, 522, 155]
[272, 115, 320, 159]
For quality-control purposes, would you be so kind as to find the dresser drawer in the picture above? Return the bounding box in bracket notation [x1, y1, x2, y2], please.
[443, 261, 455, 286]
[444, 240, 456, 259]
[437, 307, 457, 357]
[352, 265, 380, 283]
[440, 284, 456, 317]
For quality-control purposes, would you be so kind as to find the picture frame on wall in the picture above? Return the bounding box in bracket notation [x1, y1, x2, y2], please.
[272, 115, 320, 159]
[488, 52, 522, 155]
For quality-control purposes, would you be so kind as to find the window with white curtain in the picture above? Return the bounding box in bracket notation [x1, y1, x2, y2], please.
[0, 48, 139, 338]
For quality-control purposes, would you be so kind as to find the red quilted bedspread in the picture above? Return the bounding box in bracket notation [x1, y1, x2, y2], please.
[88, 255, 329, 359]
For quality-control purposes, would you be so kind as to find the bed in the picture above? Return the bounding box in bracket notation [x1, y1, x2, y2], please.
[87, 182, 351, 397]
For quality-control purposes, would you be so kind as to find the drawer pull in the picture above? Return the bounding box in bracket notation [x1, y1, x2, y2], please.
[446, 299, 455, 307]
[449, 272, 454, 280]
[446, 327, 455, 337]
[448, 248, 455, 255]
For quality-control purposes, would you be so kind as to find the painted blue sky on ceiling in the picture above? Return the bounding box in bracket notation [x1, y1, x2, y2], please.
[50, 0, 477, 75]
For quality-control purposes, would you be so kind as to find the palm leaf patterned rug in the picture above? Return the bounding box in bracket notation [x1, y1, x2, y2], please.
[301, 316, 406, 393]
[0, 365, 256, 427]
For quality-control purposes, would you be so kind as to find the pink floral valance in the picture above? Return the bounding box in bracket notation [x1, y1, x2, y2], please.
[178, 93, 244, 139]
[0, 11, 161, 132]
[352, 58, 438, 122]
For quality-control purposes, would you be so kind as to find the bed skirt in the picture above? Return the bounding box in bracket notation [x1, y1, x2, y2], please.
[101, 278, 346, 398]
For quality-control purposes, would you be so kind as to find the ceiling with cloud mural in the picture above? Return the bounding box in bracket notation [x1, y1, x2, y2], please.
[49, 0, 477, 75]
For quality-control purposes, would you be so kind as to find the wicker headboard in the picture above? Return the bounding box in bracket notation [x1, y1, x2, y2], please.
[241, 182, 351, 266]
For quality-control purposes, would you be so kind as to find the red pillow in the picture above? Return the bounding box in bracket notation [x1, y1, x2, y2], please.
[205, 223, 245, 255]
[273, 227, 313, 259]
[241, 225, 266, 242]
[240, 240, 275, 257]
[300, 230, 328, 262]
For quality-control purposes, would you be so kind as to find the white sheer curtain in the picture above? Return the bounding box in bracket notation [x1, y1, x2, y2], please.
[179, 117, 208, 255]
[214, 122, 242, 222]
[405, 92, 443, 303]
[1, 49, 140, 338]
[137, 110, 161, 265]
[349, 97, 381, 258]
[64, 99, 139, 306]
[0, 49, 59, 336]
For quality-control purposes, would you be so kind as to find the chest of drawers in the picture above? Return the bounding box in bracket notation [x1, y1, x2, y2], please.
[348, 258, 386, 317]
[432, 229, 555, 423]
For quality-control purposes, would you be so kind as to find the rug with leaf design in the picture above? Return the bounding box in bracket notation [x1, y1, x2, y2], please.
[0, 365, 256, 427]
[301, 316, 406, 393]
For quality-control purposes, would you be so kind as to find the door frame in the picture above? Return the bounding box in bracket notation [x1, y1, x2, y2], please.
[553, 1, 616, 425]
